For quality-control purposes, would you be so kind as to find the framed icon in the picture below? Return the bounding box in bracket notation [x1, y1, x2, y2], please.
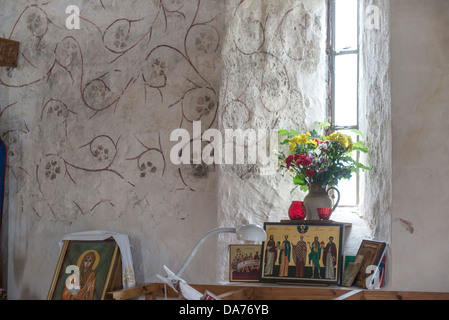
[260, 221, 344, 285]
[229, 244, 262, 282]
[47, 238, 122, 300]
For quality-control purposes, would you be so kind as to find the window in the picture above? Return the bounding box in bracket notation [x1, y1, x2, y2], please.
[328, 0, 360, 206]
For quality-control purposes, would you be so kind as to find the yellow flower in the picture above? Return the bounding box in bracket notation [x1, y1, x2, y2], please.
[327, 132, 340, 142]
[327, 132, 347, 148]
[288, 136, 299, 145]
[288, 133, 310, 150]
[347, 135, 354, 152]
[289, 143, 296, 151]
[338, 136, 347, 148]
[298, 132, 311, 144]
[327, 132, 353, 150]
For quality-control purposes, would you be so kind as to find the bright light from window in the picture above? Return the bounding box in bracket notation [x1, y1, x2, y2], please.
[337, 177, 357, 206]
[337, 130, 359, 206]
[334, 54, 358, 127]
[335, 0, 358, 52]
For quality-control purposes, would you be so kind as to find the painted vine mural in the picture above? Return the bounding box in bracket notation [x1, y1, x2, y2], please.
[0, 0, 323, 226]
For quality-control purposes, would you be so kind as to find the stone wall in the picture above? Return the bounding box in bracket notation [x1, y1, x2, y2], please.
[359, 0, 391, 243]
[216, 0, 327, 281]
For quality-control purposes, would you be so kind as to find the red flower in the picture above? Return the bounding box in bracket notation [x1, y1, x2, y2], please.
[287, 154, 313, 169]
[285, 155, 294, 169]
[294, 154, 312, 166]
[302, 157, 312, 166]
[306, 169, 315, 178]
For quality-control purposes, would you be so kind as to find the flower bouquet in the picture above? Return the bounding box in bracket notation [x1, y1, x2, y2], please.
[278, 124, 370, 193]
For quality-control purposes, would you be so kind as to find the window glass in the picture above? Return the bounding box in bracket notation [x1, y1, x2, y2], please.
[335, 0, 358, 52]
[334, 54, 358, 127]
[331, 0, 360, 206]
[337, 176, 357, 206]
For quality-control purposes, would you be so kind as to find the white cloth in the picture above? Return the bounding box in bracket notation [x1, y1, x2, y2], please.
[59, 230, 136, 288]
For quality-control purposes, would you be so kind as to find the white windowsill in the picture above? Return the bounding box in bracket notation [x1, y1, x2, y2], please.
[331, 206, 372, 256]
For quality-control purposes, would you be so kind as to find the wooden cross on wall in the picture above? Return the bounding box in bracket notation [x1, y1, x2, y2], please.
[0, 38, 19, 68]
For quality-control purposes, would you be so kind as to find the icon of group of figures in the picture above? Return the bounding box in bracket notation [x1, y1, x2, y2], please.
[263, 227, 338, 280]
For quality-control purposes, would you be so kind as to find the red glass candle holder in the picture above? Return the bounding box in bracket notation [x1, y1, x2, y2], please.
[288, 201, 306, 220]
[317, 208, 332, 220]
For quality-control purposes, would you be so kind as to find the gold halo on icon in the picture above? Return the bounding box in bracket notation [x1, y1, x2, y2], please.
[77, 250, 100, 271]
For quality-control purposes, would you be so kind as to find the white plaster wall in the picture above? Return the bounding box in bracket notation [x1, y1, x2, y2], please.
[359, 0, 391, 245]
[216, 0, 328, 281]
[391, 0, 449, 292]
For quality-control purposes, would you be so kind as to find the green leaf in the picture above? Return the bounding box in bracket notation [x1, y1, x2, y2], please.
[290, 185, 299, 194]
[354, 161, 371, 171]
[350, 167, 359, 173]
[351, 129, 364, 137]
[289, 129, 301, 137]
[340, 156, 354, 162]
[310, 129, 320, 138]
[319, 121, 331, 128]
[293, 174, 306, 186]
[353, 141, 369, 153]
[278, 129, 289, 136]
[357, 146, 370, 153]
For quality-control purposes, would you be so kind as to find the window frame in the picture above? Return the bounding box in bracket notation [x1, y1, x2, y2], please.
[326, 0, 361, 206]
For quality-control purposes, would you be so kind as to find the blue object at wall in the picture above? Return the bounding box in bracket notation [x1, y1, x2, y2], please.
[0, 139, 6, 229]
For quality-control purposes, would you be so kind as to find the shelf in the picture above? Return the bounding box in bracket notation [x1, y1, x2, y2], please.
[108, 282, 449, 300]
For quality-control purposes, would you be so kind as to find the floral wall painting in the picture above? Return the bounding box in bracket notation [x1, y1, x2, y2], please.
[260, 221, 343, 285]
[1, 0, 226, 297]
[47, 239, 121, 300]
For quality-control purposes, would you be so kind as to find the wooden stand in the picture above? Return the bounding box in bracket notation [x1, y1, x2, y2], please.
[108, 221, 448, 300]
[107, 282, 449, 300]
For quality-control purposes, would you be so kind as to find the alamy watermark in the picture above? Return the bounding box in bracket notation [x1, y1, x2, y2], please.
[65, 265, 81, 291]
[63, 4, 381, 31]
[365, 264, 383, 289]
[62, 4, 381, 30]
[365, 5, 381, 30]
[169, 121, 278, 176]
[65, 5, 80, 30]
